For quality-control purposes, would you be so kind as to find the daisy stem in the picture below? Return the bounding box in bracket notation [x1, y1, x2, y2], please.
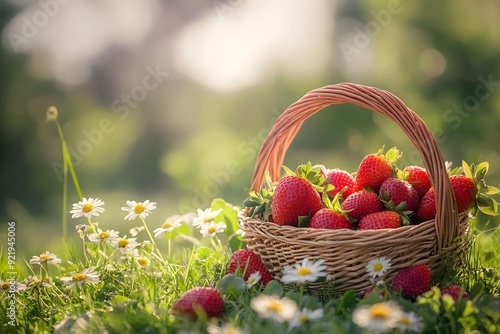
[141, 218, 165, 262]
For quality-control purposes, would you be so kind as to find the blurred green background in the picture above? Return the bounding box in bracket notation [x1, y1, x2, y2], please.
[1, 0, 499, 257]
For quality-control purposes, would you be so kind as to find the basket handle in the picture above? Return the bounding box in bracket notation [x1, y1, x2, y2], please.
[250, 83, 459, 252]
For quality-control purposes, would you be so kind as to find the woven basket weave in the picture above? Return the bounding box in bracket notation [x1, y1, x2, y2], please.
[241, 83, 469, 294]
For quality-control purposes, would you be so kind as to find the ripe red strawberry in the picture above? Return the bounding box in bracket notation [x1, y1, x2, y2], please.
[449, 175, 475, 213]
[326, 169, 355, 200]
[272, 175, 321, 226]
[310, 208, 352, 230]
[404, 166, 432, 198]
[353, 147, 401, 192]
[172, 287, 224, 318]
[440, 285, 469, 301]
[357, 211, 401, 230]
[379, 178, 419, 212]
[415, 187, 436, 221]
[391, 264, 431, 298]
[341, 190, 382, 221]
[227, 249, 273, 285]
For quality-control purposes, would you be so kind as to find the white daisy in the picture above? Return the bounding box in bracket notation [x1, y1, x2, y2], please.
[129, 226, 145, 237]
[87, 228, 120, 244]
[396, 311, 425, 333]
[137, 257, 150, 269]
[246, 272, 261, 288]
[29, 252, 62, 265]
[153, 218, 182, 239]
[60, 267, 100, 288]
[112, 236, 139, 254]
[352, 301, 403, 333]
[281, 258, 328, 284]
[288, 308, 324, 331]
[250, 294, 298, 323]
[207, 323, 245, 334]
[235, 228, 246, 238]
[24, 276, 53, 289]
[0, 278, 27, 292]
[366, 257, 392, 279]
[200, 221, 227, 238]
[192, 208, 223, 227]
[121, 200, 157, 221]
[70, 197, 105, 219]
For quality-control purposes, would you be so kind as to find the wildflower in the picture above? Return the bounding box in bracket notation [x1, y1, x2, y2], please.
[75, 224, 90, 240]
[121, 200, 157, 220]
[29, 251, 62, 265]
[24, 276, 53, 289]
[366, 257, 392, 279]
[46, 105, 58, 121]
[288, 308, 324, 331]
[352, 301, 403, 333]
[200, 221, 227, 238]
[192, 208, 223, 227]
[396, 311, 425, 333]
[246, 272, 261, 288]
[129, 226, 145, 237]
[281, 258, 328, 284]
[207, 323, 245, 334]
[0, 278, 27, 292]
[137, 257, 150, 269]
[87, 228, 119, 244]
[70, 197, 105, 219]
[60, 267, 100, 288]
[112, 236, 139, 254]
[153, 218, 182, 239]
[250, 294, 298, 323]
[235, 228, 246, 238]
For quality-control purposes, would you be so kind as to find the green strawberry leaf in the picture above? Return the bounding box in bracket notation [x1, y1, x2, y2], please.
[385, 146, 402, 163]
[298, 215, 311, 228]
[462, 160, 473, 179]
[217, 274, 246, 298]
[263, 280, 284, 296]
[477, 195, 498, 216]
[484, 185, 500, 195]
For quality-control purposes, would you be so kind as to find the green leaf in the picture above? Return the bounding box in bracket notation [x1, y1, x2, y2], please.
[263, 280, 283, 296]
[484, 185, 500, 195]
[462, 160, 473, 179]
[217, 274, 246, 297]
[211, 198, 239, 236]
[298, 215, 311, 228]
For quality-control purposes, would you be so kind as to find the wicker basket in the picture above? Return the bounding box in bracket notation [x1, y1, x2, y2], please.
[241, 83, 469, 294]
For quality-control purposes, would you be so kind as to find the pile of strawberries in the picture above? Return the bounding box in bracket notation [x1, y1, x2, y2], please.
[245, 147, 499, 230]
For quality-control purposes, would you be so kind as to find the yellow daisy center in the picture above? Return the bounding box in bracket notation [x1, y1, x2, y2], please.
[134, 204, 145, 214]
[266, 301, 282, 312]
[82, 203, 94, 213]
[162, 221, 173, 229]
[222, 328, 238, 334]
[118, 239, 129, 248]
[72, 273, 87, 282]
[137, 258, 149, 266]
[98, 232, 110, 239]
[297, 267, 312, 276]
[299, 314, 309, 322]
[39, 255, 51, 261]
[208, 226, 217, 234]
[373, 263, 383, 272]
[369, 304, 391, 319]
[1, 282, 10, 290]
[400, 317, 411, 325]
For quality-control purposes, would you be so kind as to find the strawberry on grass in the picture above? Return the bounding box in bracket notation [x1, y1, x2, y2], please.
[227, 249, 273, 286]
[391, 264, 431, 299]
[440, 285, 469, 301]
[172, 287, 224, 318]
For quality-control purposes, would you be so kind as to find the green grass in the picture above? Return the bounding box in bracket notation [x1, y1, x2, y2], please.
[0, 198, 499, 334]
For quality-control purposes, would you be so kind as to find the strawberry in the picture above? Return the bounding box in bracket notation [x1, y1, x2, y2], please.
[357, 211, 401, 230]
[172, 287, 224, 318]
[440, 285, 469, 301]
[341, 190, 382, 221]
[404, 166, 432, 198]
[271, 163, 324, 226]
[325, 169, 355, 200]
[379, 177, 419, 212]
[391, 264, 431, 298]
[310, 208, 352, 230]
[449, 175, 475, 213]
[353, 147, 401, 192]
[227, 249, 273, 285]
[415, 187, 436, 222]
